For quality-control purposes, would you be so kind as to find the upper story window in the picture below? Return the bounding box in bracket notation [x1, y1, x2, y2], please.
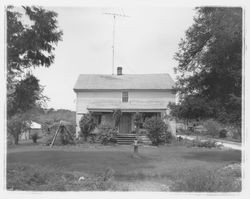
[122, 91, 128, 102]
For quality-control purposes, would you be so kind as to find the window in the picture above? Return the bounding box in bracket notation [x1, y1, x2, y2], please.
[122, 91, 128, 102]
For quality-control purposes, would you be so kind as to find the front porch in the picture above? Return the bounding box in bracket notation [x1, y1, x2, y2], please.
[91, 111, 162, 135]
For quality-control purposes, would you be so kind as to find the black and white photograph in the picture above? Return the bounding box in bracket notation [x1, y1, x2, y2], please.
[1, 0, 247, 196]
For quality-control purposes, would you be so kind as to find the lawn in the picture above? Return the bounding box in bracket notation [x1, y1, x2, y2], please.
[7, 143, 241, 191]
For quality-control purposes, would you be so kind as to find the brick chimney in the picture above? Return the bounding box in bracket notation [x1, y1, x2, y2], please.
[117, 67, 122, 75]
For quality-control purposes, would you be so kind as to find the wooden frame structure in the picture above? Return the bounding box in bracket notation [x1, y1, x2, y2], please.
[50, 120, 75, 148]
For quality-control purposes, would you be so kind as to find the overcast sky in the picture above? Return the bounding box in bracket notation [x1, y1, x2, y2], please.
[31, 7, 196, 111]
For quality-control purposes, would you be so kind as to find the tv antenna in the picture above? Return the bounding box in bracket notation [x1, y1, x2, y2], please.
[104, 10, 129, 75]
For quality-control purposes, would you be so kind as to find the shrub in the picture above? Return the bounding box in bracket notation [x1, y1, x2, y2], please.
[7, 114, 28, 145]
[96, 125, 118, 145]
[219, 129, 227, 138]
[31, 133, 38, 143]
[79, 113, 96, 141]
[191, 139, 217, 148]
[203, 119, 221, 137]
[143, 116, 171, 146]
[171, 166, 241, 192]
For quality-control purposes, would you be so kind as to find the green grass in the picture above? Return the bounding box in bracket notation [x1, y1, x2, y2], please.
[7, 144, 241, 191]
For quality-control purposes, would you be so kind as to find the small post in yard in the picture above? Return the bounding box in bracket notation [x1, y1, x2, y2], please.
[134, 137, 139, 153]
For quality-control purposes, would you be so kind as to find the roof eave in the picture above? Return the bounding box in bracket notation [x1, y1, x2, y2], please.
[73, 88, 175, 92]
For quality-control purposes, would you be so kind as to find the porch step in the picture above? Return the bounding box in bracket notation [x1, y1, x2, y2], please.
[116, 134, 136, 145]
[116, 134, 152, 145]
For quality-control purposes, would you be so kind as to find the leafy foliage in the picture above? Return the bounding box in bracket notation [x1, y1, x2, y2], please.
[203, 119, 221, 138]
[7, 6, 63, 144]
[191, 139, 218, 148]
[7, 6, 63, 76]
[79, 113, 96, 141]
[112, 109, 122, 128]
[95, 124, 118, 145]
[168, 95, 212, 123]
[219, 129, 227, 138]
[7, 113, 30, 144]
[173, 7, 242, 129]
[172, 166, 241, 192]
[143, 117, 171, 146]
[8, 74, 46, 117]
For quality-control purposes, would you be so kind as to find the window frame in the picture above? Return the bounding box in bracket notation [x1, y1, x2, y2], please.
[122, 91, 129, 102]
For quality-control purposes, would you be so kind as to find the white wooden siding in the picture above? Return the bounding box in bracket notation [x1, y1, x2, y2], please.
[75, 90, 175, 135]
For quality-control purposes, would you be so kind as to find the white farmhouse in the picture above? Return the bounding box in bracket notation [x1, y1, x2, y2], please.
[73, 67, 176, 139]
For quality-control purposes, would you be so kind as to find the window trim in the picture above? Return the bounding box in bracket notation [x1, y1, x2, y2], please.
[122, 91, 128, 102]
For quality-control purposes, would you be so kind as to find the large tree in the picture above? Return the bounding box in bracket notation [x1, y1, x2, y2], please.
[7, 6, 62, 115]
[173, 7, 242, 128]
[7, 6, 63, 143]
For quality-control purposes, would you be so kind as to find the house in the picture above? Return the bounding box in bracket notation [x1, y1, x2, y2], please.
[19, 121, 43, 140]
[73, 67, 176, 138]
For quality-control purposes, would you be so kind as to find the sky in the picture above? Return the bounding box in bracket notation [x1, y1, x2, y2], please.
[30, 7, 196, 111]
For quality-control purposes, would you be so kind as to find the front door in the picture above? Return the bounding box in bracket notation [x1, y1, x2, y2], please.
[119, 113, 132, 134]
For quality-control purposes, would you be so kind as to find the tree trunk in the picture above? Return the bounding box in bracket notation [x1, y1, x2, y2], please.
[14, 134, 19, 145]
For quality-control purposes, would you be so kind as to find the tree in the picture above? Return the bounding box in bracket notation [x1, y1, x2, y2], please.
[7, 6, 63, 144]
[79, 113, 96, 141]
[168, 95, 213, 127]
[7, 113, 30, 145]
[7, 6, 62, 116]
[7, 6, 63, 77]
[7, 74, 47, 117]
[173, 7, 242, 129]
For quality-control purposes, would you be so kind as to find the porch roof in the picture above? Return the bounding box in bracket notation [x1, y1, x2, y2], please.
[87, 103, 167, 112]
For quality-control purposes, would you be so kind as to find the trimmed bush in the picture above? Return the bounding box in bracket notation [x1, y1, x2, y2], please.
[143, 117, 171, 146]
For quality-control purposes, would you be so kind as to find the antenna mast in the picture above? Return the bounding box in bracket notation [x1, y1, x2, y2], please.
[104, 11, 129, 75]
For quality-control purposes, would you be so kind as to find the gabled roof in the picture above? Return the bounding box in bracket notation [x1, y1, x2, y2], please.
[73, 74, 175, 91]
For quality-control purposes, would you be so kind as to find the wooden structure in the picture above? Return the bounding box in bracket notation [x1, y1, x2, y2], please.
[73, 68, 177, 138]
[50, 120, 75, 148]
